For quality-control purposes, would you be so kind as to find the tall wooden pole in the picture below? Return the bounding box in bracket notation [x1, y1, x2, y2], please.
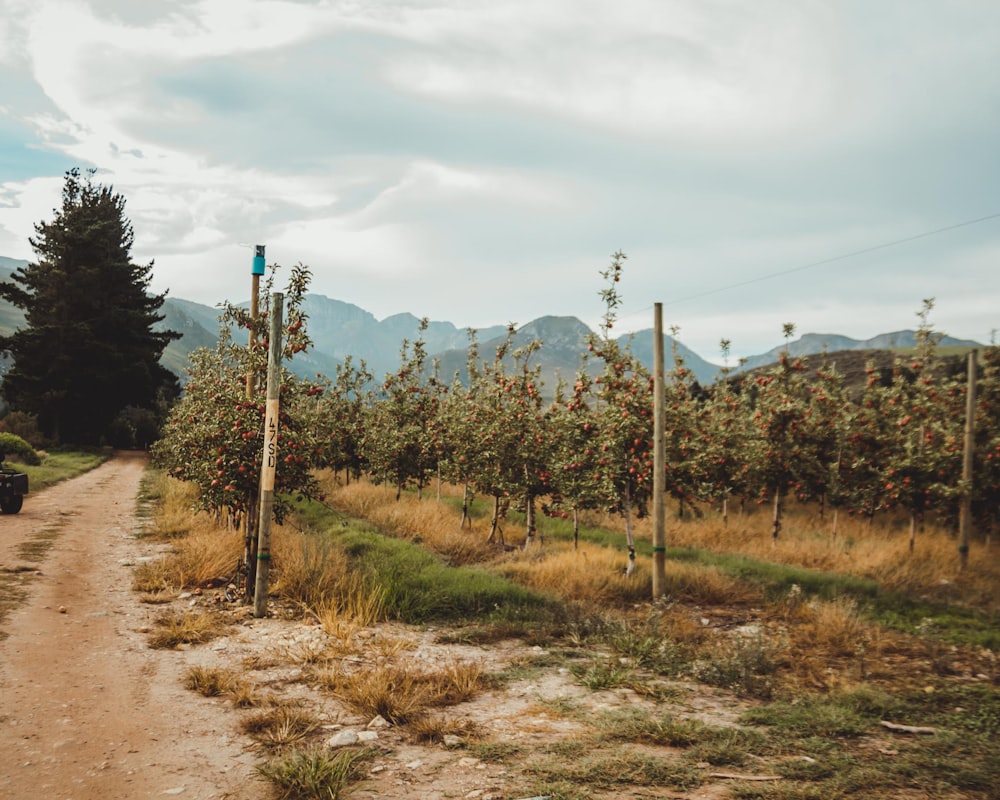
[254, 292, 283, 618]
[243, 246, 266, 601]
[652, 303, 666, 599]
[959, 349, 977, 571]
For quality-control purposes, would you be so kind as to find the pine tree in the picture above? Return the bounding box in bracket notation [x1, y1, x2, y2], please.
[0, 168, 180, 444]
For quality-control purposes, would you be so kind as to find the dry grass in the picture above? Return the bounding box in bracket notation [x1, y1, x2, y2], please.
[317, 659, 487, 725]
[184, 665, 252, 698]
[495, 543, 650, 604]
[148, 610, 227, 649]
[597, 502, 999, 612]
[270, 528, 350, 610]
[409, 713, 481, 744]
[132, 519, 242, 593]
[320, 477, 494, 566]
[241, 705, 321, 749]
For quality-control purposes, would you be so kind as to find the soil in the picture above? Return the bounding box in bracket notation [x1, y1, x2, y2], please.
[0, 451, 269, 800]
[0, 452, 748, 800]
[7, 452, 982, 800]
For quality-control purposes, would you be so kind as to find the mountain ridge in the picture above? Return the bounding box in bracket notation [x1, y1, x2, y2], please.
[0, 256, 985, 388]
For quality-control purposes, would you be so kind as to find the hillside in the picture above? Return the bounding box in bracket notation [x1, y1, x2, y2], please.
[0, 256, 985, 392]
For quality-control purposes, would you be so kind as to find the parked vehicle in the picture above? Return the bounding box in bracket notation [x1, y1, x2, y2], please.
[0, 456, 28, 514]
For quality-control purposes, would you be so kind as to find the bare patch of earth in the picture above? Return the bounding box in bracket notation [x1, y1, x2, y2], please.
[2, 452, 928, 799]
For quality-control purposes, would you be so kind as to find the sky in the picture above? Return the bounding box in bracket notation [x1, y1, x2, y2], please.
[0, 0, 998, 364]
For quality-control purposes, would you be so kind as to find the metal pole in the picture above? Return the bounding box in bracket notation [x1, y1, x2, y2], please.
[652, 303, 666, 599]
[959, 349, 977, 571]
[254, 292, 283, 618]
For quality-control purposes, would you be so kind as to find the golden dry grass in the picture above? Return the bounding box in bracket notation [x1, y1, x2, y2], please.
[319, 477, 494, 566]
[495, 544, 651, 604]
[602, 502, 999, 612]
[317, 660, 487, 724]
[132, 510, 243, 592]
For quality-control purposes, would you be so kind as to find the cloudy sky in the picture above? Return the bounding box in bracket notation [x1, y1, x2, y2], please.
[1, 0, 998, 363]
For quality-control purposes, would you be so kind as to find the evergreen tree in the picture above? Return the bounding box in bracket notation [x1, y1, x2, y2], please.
[0, 168, 180, 444]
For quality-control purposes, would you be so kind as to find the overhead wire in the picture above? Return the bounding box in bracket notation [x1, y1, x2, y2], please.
[625, 212, 1000, 318]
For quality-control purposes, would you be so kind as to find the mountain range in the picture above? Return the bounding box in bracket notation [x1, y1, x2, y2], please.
[0, 256, 985, 389]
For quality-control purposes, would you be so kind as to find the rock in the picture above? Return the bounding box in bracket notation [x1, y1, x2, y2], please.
[443, 734, 463, 747]
[367, 715, 390, 729]
[326, 730, 359, 749]
[58, 606, 67, 614]
[357, 730, 379, 743]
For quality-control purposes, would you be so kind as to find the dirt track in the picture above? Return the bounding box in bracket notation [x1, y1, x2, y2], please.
[0, 451, 269, 800]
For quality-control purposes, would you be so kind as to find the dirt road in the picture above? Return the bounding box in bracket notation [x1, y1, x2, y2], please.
[0, 451, 269, 800]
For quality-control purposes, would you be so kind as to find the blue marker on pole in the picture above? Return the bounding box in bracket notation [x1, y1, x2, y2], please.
[253, 244, 266, 276]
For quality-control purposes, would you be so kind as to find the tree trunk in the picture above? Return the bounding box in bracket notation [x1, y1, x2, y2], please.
[771, 489, 781, 545]
[573, 507, 580, 550]
[523, 495, 536, 549]
[459, 484, 471, 529]
[487, 495, 504, 546]
[624, 484, 636, 576]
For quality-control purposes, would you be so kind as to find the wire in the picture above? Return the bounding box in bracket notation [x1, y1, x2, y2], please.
[660, 212, 1000, 308]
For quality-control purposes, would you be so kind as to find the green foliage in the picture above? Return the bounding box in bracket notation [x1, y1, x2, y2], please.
[0, 411, 46, 448]
[151, 264, 321, 523]
[0, 168, 180, 444]
[0, 432, 40, 465]
[257, 746, 375, 800]
[17, 449, 108, 491]
[362, 319, 445, 499]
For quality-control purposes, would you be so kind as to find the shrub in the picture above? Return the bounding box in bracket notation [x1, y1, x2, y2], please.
[0, 411, 46, 449]
[0, 431, 41, 465]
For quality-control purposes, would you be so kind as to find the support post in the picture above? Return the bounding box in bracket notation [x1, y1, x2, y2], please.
[652, 303, 666, 599]
[959, 349, 977, 571]
[254, 292, 283, 618]
[246, 245, 266, 398]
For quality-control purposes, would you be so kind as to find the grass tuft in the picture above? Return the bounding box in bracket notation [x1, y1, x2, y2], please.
[256, 746, 375, 800]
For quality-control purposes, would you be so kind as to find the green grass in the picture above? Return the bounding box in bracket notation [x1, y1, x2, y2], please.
[294, 497, 558, 625]
[17, 448, 110, 492]
[257, 746, 375, 800]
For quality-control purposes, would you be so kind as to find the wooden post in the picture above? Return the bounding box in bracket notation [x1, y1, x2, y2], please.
[652, 303, 666, 599]
[959, 349, 977, 571]
[254, 292, 283, 618]
[243, 246, 266, 599]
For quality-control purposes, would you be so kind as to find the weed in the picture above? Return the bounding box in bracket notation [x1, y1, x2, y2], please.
[241, 705, 320, 749]
[409, 713, 480, 744]
[148, 610, 225, 649]
[691, 628, 782, 698]
[525, 749, 702, 790]
[569, 657, 634, 691]
[256, 746, 375, 800]
[183, 665, 242, 697]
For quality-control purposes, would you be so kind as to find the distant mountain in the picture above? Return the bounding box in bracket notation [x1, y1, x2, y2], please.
[735, 330, 983, 374]
[618, 329, 721, 385]
[0, 254, 987, 393]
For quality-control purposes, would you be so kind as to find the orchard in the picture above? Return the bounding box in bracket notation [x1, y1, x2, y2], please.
[154, 258, 999, 574]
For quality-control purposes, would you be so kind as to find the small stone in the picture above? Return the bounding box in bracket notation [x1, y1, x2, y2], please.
[367, 715, 390, 729]
[58, 606, 67, 614]
[326, 730, 359, 749]
[357, 730, 379, 743]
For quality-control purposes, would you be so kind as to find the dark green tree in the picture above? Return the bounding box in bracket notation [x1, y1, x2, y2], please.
[0, 168, 180, 444]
